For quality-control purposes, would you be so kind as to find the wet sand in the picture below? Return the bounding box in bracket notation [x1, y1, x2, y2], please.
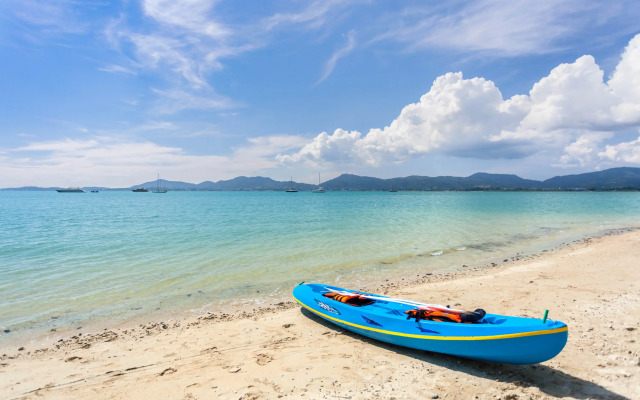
[1, 230, 639, 399]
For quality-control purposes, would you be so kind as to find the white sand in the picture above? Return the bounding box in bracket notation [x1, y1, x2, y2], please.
[1, 230, 639, 399]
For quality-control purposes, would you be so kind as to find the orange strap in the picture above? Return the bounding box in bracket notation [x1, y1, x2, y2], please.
[405, 308, 462, 323]
[324, 292, 360, 303]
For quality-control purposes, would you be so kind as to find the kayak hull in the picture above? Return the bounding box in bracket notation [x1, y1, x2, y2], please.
[293, 283, 568, 365]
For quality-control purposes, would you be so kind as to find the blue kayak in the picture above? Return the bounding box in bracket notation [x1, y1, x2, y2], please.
[293, 283, 568, 364]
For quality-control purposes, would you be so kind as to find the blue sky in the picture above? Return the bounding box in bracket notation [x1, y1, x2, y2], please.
[1, 0, 640, 188]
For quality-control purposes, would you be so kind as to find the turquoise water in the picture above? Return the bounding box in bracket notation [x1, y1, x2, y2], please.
[1, 190, 639, 342]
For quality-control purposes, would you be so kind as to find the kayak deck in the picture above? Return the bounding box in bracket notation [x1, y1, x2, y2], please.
[293, 283, 568, 364]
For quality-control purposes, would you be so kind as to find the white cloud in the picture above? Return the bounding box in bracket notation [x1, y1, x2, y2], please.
[135, 121, 177, 132]
[1, 135, 307, 188]
[17, 138, 101, 153]
[99, 64, 137, 75]
[235, 135, 312, 167]
[150, 88, 238, 114]
[142, 0, 229, 39]
[608, 34, 640, 124]
[4, 0, 90, 34]
[520, 55, 615, 131]
[277, 129, 364, 167]
[128, 33, 213, 89]
[599, 136, 640, 163]
[377, 0, 636, 57]
[102, 1, 244, 114]
[103, 0, 357, 114]
[262, 0, 359, 32]
[245, 135, 311, 155]
[558, 132, 613, 167]
[317, 30, 357, 84]
[280, 33, 640, 169]
[279, 72, 530, 166]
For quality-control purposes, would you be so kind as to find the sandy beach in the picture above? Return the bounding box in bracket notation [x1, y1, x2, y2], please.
[1, 230, 639, 399]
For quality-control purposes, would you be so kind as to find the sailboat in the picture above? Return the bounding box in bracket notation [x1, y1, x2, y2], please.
[152, 174, 168, 193]
[285, 177, 298, 192]
[312, 173, 326, 193]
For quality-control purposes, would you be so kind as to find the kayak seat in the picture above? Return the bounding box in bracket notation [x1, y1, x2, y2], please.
[405, 307, 486, 323]
[323, 292, 375, 307]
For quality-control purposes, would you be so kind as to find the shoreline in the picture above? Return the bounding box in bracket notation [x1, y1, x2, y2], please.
[2, 229, 639, 399]
[3, 225, 636, 349]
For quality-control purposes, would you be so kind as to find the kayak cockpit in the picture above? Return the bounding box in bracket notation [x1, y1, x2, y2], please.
[323, 292, 375, 307]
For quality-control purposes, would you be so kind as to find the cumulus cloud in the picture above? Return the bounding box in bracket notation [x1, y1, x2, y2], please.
[557, 132, 613, 167]
[279, 34, 640, 168]
[608, 33, 640, 124]
[599, 136, 640, 163]
[279, 72, 531, 166]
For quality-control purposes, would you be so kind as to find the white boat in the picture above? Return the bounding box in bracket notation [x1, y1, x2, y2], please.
[153, 174, 167, 193]
[312, 173, 326, 193]
[285, 177, 297, 192]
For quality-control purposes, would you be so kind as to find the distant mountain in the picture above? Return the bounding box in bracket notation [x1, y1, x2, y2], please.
[323, 174, 387, 190]
[134, 176, 316, 191]
[466, 173, 544, 189]
[134, 179, 198, 190]
[197, 176, 314, 191]
[541, 167, 640, 189]
[0, 186, 59, 191]
[4, 167, 640, 191]
[323, 173, 544, 191]
[321, 167, 640, 191]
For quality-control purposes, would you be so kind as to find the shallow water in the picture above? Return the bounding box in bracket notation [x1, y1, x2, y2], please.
[1, 190, 639, 342]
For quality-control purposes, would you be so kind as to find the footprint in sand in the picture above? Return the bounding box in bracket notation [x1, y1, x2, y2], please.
[159, 367, 177, 376]
[255, 353, 274, 366]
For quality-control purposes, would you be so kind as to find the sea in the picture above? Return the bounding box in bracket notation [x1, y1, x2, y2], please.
[1, 190, 639, 344]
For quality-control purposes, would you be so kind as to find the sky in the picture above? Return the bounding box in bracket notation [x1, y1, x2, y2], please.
[1, 0, 640, 188]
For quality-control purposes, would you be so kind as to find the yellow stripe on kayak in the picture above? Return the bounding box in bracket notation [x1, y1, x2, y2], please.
[294, 296, 568, 341]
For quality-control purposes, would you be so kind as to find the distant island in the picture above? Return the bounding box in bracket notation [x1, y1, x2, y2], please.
[3, 167, 640, 192]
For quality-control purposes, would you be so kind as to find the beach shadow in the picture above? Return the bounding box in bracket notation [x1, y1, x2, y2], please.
[300, 308, 629, 400]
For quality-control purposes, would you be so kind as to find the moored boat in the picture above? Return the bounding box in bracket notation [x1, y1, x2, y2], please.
[132, 187, 148, 192]
[153, 173, 167, 193]
[56, 187, 85, 193]
[285, 177, 297, 192]
[293, 283, 568, 364]
[313, 173, 326, 193]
